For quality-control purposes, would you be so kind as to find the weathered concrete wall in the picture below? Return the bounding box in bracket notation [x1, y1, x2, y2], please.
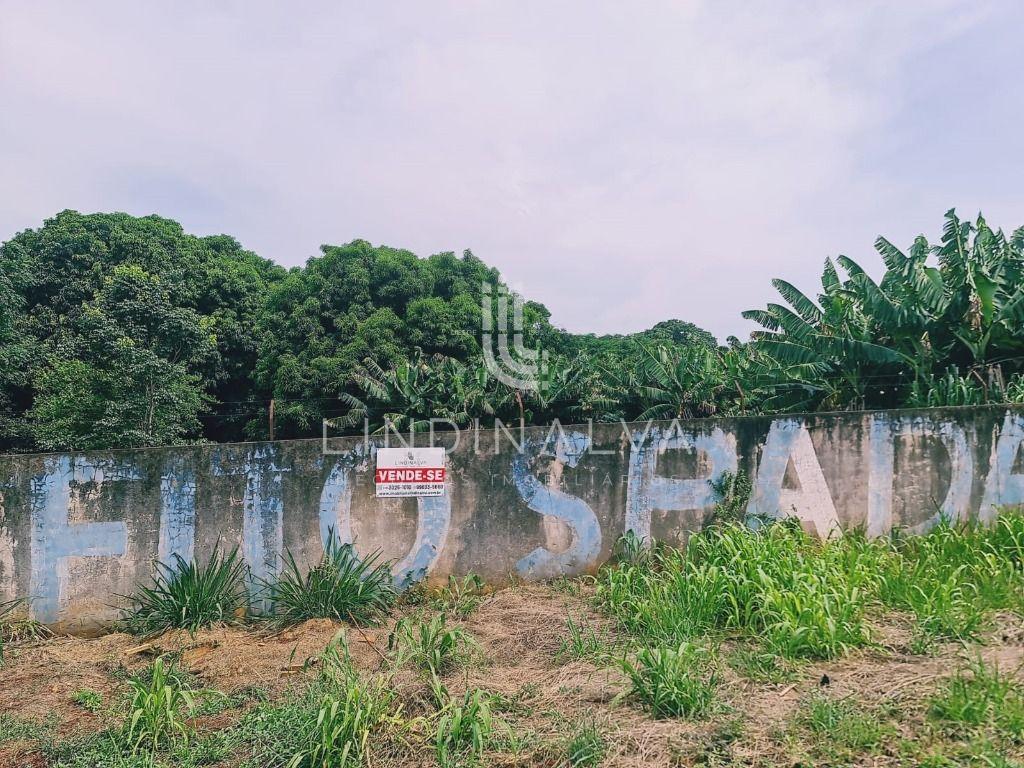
[2, 406, 1024, 631]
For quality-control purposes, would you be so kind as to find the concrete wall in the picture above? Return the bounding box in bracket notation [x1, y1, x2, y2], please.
[2, 405, 1024, 631]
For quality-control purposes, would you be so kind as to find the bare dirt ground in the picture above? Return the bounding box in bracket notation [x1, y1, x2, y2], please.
[2, 583, 1023, 767]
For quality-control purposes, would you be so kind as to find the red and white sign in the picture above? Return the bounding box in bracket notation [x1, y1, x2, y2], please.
[375, 447, 446, 497]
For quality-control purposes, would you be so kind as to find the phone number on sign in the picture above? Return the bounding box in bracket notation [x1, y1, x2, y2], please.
[376, 482, 445, 497]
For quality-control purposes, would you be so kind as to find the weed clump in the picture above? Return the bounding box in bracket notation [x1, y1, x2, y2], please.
[0, 597, 50, 663]
[879, 516, 1024, 647]
[238, 639, 403, 768]
[388, 613, 478, 675]
[598, 510, 1024, 660]
[598, 519, 880, 659]
[124, 656, 197, 753]
[430, 573, 486, 618]
[431, 676, 497, 768]
[622, 643, 719, 719]
[558, 612, 611, 663]
[929, 657, 1024, 741]
[565, 719, 606, 767]
[799, 693, 886, 751]
[263, 536, 397, 627]
[122, 547, 249, 636]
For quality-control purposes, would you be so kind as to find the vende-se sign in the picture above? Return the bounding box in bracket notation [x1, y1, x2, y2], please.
[375, 447, 446, 497]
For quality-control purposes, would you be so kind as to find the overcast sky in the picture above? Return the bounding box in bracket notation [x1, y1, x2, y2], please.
[2, 1, 1023, 341]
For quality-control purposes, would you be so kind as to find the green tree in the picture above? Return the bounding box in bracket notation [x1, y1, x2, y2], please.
[0, 210, 283, 450]
[745, 210, 1024, 411]
[28, 266, 214, 450]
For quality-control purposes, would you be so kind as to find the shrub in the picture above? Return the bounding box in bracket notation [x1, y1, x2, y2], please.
[706, 469, 753, 526]
[122, 547, 249, 636]
[263, 537, 396, 627]
[622, 643, 718, 719]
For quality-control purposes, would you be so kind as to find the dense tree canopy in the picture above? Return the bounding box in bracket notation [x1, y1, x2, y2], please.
[3, 208, 1024, 453]
[0, 211, 284, 450]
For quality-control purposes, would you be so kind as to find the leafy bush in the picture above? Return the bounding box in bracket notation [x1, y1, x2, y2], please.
[622, 643, 718, 719]
[707, 469, 753, 525]
[122, 548, 249, 636]
[388, 613, 477, 675]
[263, 537, 396, 627]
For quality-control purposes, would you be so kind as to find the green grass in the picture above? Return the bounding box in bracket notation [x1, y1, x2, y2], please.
[121, 547, 249, 636]
[124, 656, 197, 753]
[12, 510, 1024, 768]
[565, 719, 605, 767]
[388, 613, 478, 675]
[430, 573, 486, 618]
[621, 643, 719, 719]
[0, 712, 52, 745]
[262, 537, 397, 627]
[799, 693, 887, 751]
[929, 658, 1024, 741]
[597, 511, 1024, 661]
[558, 613, 612, 663]
[191, 684, 267, 717]
[431, 676, 497, 768]
[45, 730, 234, 768]
[878, 516, 1024, 646]
[72, 688, 105, 713]
[726, 646, 798, 684]
[233, 635, 403, 767]
[597, 520, 881, 659]
[236, 670, 400, 768]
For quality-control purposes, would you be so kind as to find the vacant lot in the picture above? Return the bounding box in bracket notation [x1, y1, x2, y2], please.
[1, 516, 1023, 768]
